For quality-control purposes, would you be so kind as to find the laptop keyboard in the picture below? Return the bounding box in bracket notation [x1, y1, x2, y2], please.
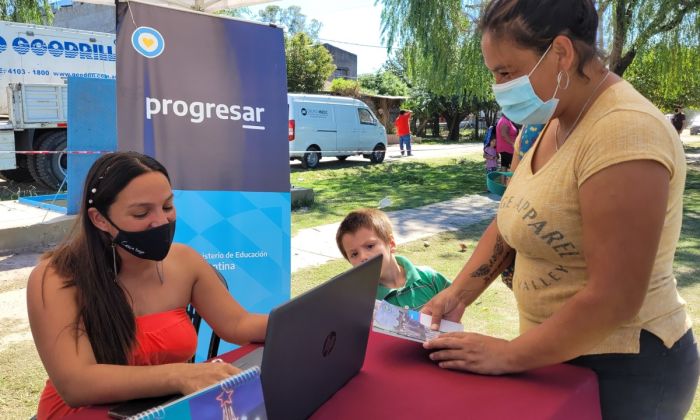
[231, 347, 264, 371]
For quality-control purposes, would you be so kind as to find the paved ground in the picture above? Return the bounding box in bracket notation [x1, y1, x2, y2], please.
[289, 142, 483, 169]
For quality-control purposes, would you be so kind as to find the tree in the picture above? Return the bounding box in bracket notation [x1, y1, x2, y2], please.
[216, 7, 252, 19]
[599, 0, 700, 76]
[381, 0, 700, 79]
[379, 0, 700, 126]
[330, 78, 361, 97]
[379, 0, 493, 140]
[625, 44, 700, 109]
[358, 71, 410, 96]
[285, 32, 335, 93]
[0, 0, 53, 24]
[256, 5, 321, 40]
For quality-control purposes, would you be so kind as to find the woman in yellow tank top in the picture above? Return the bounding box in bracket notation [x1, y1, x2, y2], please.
[422, 1, 698, 418]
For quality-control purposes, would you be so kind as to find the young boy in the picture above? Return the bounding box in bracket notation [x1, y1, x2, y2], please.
[336, 208, 450, 310]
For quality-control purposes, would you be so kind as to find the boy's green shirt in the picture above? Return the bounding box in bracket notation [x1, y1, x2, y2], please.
[376, 255, 451, 310]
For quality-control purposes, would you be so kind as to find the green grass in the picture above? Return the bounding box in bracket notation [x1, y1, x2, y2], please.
[0, 341, 46, 418]
[291, 154, 486, 234]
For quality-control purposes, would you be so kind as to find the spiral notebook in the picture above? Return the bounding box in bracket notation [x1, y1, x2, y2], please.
[126, 367, 266, 420]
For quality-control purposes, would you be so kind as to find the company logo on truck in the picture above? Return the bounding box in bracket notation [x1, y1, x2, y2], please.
[0, 34, 115, 61]
[131, 27, 164, 58]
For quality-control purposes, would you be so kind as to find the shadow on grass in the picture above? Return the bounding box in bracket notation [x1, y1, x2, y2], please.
[684, 144, 700, 154]
[290, 159, 376, 173]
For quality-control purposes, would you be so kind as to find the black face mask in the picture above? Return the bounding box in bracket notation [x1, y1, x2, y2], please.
[107, 218, 176, 261]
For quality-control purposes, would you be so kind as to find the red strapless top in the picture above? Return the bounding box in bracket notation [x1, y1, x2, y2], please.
[37, 307, 198, 420]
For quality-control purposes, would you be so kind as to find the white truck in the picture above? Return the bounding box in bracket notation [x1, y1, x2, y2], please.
[0, 20, 115, 188]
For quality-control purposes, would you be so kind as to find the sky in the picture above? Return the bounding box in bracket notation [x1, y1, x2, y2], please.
[248, 0, 389, 75]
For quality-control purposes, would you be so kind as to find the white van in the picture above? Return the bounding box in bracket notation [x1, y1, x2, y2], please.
[288, 94, 387, 168]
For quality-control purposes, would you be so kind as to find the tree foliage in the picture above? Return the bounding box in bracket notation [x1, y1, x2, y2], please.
[379, 0, 700, 123]
[330, 78, 361, 97]
[625, 44, 700, 109]
[285, 32, 335, 93]
[358, 71, 410, 96]
[0, 0, 53, 24]
[255, 5, 322, 40]
[379, 0, 494, 140]
[598, 0, 700, 76]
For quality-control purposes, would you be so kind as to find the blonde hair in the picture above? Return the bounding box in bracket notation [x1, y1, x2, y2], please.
[336, 208, 394, 259]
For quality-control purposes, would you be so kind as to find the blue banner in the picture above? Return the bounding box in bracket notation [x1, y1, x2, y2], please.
[116, 1, 290, 361]
[66, 78, 116, 215]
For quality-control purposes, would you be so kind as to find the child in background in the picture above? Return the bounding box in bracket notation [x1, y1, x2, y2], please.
[484, 138, 499, 173]
[336, 208, 450, 310]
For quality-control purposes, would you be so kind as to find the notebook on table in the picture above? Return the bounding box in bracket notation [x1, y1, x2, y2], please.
[109, 367, 264, 420]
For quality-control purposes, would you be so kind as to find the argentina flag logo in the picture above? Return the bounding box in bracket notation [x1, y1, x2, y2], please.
[131, 26, 164, 58]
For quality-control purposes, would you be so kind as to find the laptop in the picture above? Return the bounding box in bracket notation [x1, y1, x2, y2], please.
[233, 254, 382, 420]
[109, 254, 381, 420]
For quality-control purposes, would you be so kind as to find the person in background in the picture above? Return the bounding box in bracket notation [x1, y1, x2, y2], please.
[336, 208, 450, 310]
[516, 124, 545, 160]
[496, 114, 517, 170]
[484, 137, 500, 174]
[27, 152, 268, 419]
[672, 107, 686, 136]
[422, 1, 698, 418]
[395, 109, 413, 156]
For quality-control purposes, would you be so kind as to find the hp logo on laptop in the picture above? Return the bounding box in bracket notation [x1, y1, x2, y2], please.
[322, 331, 337, 357]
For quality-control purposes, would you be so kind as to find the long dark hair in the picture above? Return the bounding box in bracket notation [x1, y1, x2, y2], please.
[43, 151, 170, 365]
[479, 0, 602, 78]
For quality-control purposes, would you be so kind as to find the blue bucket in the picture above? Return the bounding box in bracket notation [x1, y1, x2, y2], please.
[486, 171, 512, 196]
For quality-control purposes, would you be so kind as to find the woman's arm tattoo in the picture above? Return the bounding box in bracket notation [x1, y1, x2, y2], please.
[470, 234, 514, 285]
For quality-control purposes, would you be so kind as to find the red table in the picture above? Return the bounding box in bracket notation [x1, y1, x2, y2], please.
[70, 331, 601, 420]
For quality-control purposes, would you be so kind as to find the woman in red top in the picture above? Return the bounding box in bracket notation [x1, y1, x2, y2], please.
[27, 152, 268, 419]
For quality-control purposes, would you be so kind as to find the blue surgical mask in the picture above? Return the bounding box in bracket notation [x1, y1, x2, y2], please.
[492, 44, 564, 125]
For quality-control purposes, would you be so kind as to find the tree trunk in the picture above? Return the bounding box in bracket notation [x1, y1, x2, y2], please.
[431, 114, 441, 138]
[444, 112, 466, 141]
[612, 48, 637, 76]
[416, 119, 428, 137]
[609, 0, 632, 76]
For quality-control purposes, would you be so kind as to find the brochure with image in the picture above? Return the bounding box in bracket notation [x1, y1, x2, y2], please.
[372, 300, 464, 343]
[122, 367, 265, 420]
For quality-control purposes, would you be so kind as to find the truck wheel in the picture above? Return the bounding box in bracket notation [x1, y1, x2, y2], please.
[369, 144, 386, 163]
[34, 131, 68, 190]
[302, 146, 321, 169]
[27, 153, 46, 188]
[0, 155, 34, 182]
